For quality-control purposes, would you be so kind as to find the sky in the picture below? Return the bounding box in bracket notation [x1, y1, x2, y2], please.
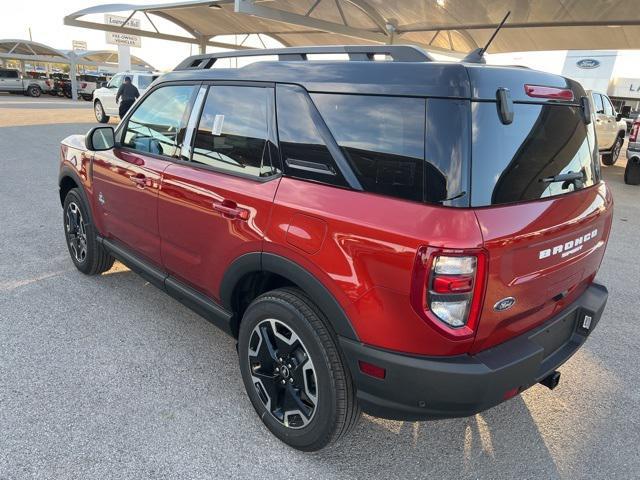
[3, 0, 640, 77]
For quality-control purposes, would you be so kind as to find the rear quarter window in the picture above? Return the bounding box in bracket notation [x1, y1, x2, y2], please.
[312, 93, 425, 202]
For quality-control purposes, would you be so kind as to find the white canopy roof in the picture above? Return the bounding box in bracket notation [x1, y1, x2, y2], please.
[65, 0, 640, 54]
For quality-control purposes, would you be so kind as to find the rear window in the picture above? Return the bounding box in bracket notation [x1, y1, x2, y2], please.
[471, 103, 600, 206]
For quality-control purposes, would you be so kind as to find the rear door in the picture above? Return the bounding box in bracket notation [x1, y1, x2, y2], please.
[157, 83, 280, 300]
[469, 98, 613, 353]
[92, 83, 198, 265]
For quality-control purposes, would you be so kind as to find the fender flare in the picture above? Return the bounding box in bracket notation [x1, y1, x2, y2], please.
[220, 252, 359, 341]
[58, 165, 91, 206]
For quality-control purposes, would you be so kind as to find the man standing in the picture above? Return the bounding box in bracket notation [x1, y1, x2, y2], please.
[116, 76, 139, 118]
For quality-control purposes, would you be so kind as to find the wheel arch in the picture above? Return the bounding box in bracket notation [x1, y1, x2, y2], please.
[220, 252, 359, 341]
[58, 167, 90, 210]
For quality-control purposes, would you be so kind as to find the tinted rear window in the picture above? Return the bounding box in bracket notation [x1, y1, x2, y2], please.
[471, 103, 599, 206]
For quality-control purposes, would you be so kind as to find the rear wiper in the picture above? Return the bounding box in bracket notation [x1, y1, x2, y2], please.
[540, 171, 584, 189]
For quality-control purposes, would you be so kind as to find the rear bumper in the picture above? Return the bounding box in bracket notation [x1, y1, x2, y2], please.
[340, 282, 608, 421]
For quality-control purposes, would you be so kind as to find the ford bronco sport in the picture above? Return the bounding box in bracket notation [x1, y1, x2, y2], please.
[58, 46, 612, 451]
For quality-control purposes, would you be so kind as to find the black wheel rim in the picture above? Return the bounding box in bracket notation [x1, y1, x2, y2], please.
[65, 202, 87, 263]
[248, 319, 318, 429]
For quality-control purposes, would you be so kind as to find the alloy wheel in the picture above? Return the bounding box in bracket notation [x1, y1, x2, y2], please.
[95, 102, 103, 120]
[248, 318, 318, 429]
[65, 202, 87, 263]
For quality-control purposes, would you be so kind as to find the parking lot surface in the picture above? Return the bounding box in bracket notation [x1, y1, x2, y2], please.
[1, 95, 639, 479]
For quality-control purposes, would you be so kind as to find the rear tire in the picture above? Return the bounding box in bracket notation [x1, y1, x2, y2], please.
[625, 157, 640, 185]
[94, 100, 109, 123]
[602, 135, 623, 165]
[238, 288, 360, 451]
[27, 85, 41, 97]
[63, 188, 114, 275]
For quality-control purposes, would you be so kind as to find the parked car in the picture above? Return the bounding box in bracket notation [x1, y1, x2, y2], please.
[0, 68, 51, 97]
[588, 90, 627, 165]
[47, 73, 70, 97]
[92, 71, 160, 123]
[78, 73, 110, 101]
[624, 118, 640, 185]
[58, 46, 612, 451]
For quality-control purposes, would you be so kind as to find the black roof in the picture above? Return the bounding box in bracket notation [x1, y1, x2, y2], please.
[159, 46, 584, 102]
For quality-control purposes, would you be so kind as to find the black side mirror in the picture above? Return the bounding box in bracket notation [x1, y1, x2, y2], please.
[85, 126, 115, 151]
[616, 112, 624, 122]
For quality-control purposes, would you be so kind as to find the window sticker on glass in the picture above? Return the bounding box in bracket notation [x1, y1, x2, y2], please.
[212, 114, 224, 135]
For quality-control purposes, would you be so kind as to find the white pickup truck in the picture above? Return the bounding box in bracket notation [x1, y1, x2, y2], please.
[0, 68, 51, 97]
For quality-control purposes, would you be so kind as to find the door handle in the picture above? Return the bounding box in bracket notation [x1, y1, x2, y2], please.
[128, 173, 150, 188]
[212, 199, 249, 220]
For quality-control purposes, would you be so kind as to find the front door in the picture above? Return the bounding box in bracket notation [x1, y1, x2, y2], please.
[158, 83, 280, 301]
[92, 83, 199, 265]
[102, 73, 123, 115]
[0, 70, 22, 91]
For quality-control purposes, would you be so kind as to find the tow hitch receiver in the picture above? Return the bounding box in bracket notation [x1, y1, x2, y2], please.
[540, 371, 561, 390]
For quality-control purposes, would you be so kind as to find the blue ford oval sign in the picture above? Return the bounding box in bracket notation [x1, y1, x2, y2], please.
[576, 58, 600, 69]
[494, 297, 516, 312]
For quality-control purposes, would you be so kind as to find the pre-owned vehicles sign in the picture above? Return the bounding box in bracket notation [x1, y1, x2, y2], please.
[104, 14, 142, 48]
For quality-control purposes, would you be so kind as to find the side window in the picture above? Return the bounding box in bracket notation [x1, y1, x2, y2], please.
[108, 74, 123, 89]
[312, 93, 425, 202]
[602, 95, 614, 116]
[137, 75, 154, 90]
[593, 94, 604, 114]
[191, 85, 276, 178]
[276, 84, 348, 188]
[122, 85, 197, 158]
[0, 70, 7, 79]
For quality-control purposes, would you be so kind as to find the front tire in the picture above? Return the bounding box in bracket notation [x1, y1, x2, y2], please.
[63, 188, 114, 275]
[602, 136, 623, 165]
[94, 100, 109, 123]
[238, 288, 360, 451]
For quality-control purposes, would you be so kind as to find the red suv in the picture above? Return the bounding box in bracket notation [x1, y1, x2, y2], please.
[58, 46, 612, 451]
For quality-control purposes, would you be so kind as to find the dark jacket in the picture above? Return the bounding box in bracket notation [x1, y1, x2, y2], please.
[116, 82, 140, 103]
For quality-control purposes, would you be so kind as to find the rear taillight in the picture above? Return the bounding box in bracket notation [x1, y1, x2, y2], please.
[631, 120, 640, 142]
[80, 82, 87, 89]
[45, 80, 51, 87]
[410, 247, 487, 339]
[524, 84, 574, 102]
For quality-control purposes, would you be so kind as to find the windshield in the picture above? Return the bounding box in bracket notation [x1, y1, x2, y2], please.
[470, 103, 600, 206]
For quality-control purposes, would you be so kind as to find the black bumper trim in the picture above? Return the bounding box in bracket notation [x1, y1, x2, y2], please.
[340, 282, 608, 421]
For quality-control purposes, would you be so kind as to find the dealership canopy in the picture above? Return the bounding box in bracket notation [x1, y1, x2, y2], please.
[65, 0, 640, 55]
[0, 39, 155, 71]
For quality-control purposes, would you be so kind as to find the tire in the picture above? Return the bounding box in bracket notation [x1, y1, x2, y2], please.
[63, 188, 114, 275]
[602, 135, 623, 165]
[238, 288, 360, 451]
[94, 100, 109, 123]
[82, 94, 93, 101]
[27, 85, 41, 97]
[625, 157, 640, 185]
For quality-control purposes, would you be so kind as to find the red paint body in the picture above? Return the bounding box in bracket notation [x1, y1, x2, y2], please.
[60, 134, 613, 357]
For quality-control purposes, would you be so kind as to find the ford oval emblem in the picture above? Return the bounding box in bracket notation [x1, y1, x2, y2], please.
[576, 58, 600, 69]
[494, 297, 516, 312]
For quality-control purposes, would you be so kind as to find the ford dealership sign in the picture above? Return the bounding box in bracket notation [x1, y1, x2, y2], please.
[576, 58, 601, 69]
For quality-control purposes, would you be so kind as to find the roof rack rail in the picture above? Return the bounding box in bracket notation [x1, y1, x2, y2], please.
[174, 45, 433, 71]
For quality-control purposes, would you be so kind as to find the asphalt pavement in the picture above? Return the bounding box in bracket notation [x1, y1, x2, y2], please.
[1, 96, 639, 479]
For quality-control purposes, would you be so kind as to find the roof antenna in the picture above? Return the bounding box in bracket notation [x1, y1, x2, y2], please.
[462, 11, 511, 63]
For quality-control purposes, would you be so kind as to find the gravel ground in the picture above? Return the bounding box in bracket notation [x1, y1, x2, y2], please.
[1, 97, 639, 479]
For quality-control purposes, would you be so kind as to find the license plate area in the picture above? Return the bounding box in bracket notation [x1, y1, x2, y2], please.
[531, 310, 578, 360]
